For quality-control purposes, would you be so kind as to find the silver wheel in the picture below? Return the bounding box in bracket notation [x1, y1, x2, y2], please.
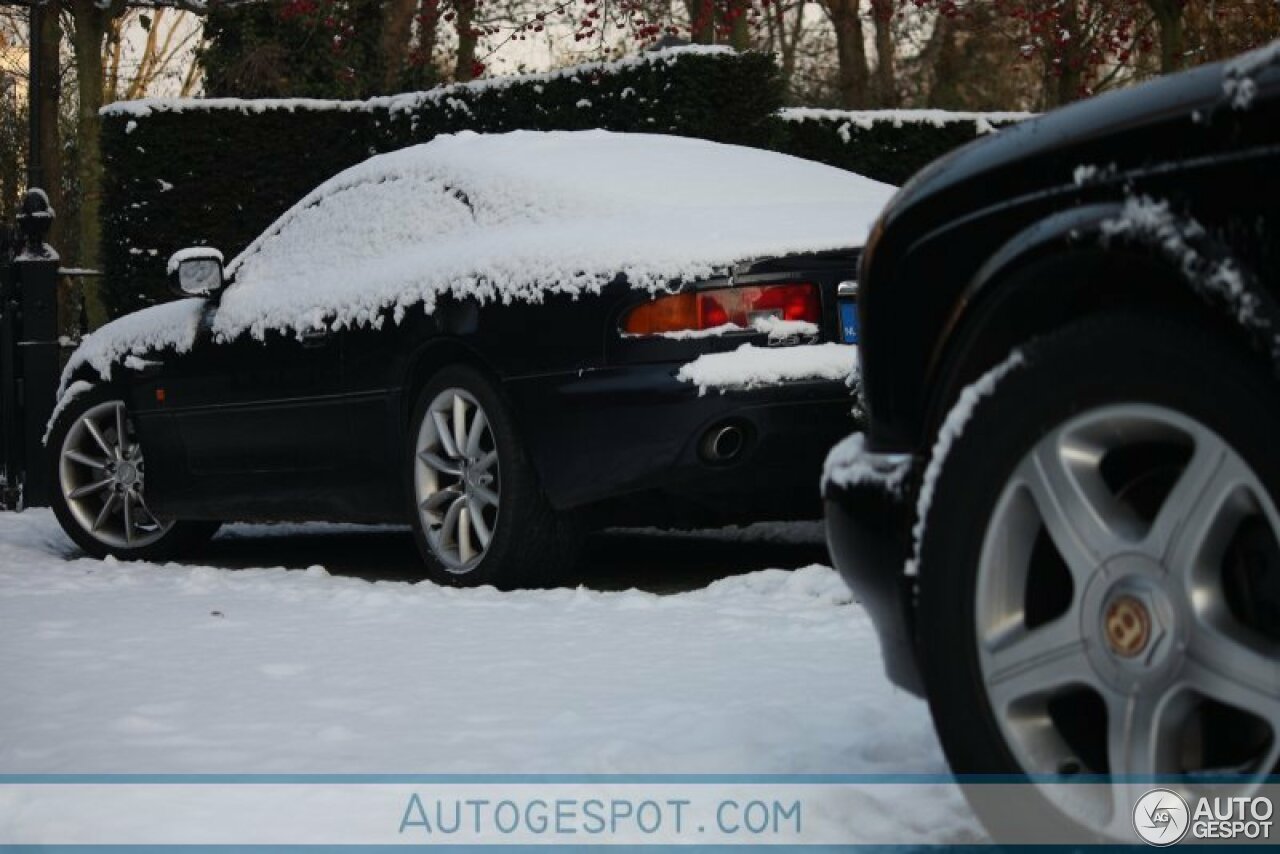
[58, 400, 173, 550]
[976, 402, 1280, 832]
[413, 387, 500, 573]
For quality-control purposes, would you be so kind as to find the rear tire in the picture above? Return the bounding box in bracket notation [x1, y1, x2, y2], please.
[407, 364, 580, 588]
[916, 313, 1280, 841]
[48, 386, 220, 561]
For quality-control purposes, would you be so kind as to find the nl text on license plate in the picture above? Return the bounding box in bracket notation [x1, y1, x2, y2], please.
[839, 301, 859, 344]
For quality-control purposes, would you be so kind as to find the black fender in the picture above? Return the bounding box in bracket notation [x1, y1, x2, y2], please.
[926, 197, 1280, 435]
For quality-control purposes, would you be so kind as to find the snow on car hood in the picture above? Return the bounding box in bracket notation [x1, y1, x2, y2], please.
[59, 130, 895, 396]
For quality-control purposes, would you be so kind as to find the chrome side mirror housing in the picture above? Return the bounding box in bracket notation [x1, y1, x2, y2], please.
[167, 247, 225, 298]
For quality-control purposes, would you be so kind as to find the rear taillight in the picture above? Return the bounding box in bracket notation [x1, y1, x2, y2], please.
[622, 283, 820, 336]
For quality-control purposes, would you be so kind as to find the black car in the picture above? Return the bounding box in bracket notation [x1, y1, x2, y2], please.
[823, 46, 1280, 835]
[48, 131, 891, 588]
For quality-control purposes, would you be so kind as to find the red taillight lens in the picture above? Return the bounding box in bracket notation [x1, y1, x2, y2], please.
[622, 283, 819, 336]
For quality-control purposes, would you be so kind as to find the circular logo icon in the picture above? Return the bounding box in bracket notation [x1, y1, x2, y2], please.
[1133, 788, 1190, 846]
[1105, 595, 1152, 658]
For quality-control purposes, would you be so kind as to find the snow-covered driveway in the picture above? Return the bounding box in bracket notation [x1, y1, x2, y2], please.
[0, 509, 944, 777]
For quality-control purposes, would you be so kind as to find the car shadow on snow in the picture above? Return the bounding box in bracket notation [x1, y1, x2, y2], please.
[189, 522, 830, 594]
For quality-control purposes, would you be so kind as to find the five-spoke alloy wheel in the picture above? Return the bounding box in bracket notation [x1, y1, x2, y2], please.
[917, 314, 1280, 840]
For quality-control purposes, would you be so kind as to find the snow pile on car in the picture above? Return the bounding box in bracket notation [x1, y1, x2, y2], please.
[58, 131, 894, 397]
[677, 343, 858, 394]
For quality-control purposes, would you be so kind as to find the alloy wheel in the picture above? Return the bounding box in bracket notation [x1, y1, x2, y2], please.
[976, 403, 1280, 832]
[413, 387, 501, 572]
[58, 400, 173, 549]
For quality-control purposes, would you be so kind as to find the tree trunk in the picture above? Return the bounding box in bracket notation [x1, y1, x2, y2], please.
[418, 0, 441, 71]
[68, 0, 114, 322]
[870, 0, 896, 107]
[33, 5, 63, 251]
[381, 0, 419, 91]
[726, 0, 750, 50]
[1052, 0, 1083, 107]
[685, 0, 715, 45]
[452, 0, 477, 82]
[826, 0, 869, 108]
[1147, 0, 1185, 73]
[924, 10, 959, 108]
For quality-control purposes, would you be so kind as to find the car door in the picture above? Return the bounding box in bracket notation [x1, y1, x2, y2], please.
[140, 301, 353, 520]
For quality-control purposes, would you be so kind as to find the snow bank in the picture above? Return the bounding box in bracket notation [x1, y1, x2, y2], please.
[59, 130, 893, 397]
[677, 343, 858, 395]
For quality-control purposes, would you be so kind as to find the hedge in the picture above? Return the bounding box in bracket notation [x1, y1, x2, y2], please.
[773, 108, 1032, 186]
[100, 47, 1028, 318]
[100, 46, 783, 316]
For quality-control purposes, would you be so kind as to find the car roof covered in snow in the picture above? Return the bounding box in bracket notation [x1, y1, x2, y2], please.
[214, 130, 896, 340]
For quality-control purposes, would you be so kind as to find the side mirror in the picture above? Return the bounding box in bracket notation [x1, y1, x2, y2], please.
[167, 247, 225, 298]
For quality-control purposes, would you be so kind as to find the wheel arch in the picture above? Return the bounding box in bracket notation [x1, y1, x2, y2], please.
[923, 201, 1280, 442]
[398, 338, 504, 428]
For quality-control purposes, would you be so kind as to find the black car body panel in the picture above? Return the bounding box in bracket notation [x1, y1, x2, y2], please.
[859, 56, 1280, 453]
[826, 49, 1280, 693]
[97, 255, 859, 527]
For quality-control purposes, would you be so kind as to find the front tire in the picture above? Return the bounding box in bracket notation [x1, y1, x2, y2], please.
[407, 364, 580, 588]
[48, 387, 220, 561]
[916, 313, 1280, 839]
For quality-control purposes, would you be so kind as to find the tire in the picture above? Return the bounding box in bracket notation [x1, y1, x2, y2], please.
[406, 364, 581, 589]
[48, 386, 220, 561]
[916, 312, 1280, 841]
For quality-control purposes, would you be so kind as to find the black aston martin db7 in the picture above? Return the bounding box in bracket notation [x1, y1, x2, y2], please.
[49, 131, 892, 587]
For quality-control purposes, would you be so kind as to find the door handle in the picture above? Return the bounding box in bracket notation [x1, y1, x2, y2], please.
[300, 329, 333, 348]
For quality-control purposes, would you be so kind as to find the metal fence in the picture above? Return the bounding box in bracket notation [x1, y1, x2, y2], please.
[0, 190, 63, 510]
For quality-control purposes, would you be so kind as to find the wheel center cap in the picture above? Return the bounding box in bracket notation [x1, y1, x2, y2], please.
[1083, 554, 1187, 685]
[116, 462, 138, 486]
[1103, 594, 1151, 658]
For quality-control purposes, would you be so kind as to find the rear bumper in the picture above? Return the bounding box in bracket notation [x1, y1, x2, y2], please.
[822, 440, 924, 695]
[505, 363, 859, 526]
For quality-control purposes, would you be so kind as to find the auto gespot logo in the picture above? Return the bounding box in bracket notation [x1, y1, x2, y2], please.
[1134, 788, 1274, 845]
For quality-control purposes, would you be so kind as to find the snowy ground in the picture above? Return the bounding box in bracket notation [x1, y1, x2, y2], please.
[0, 509, 981, 841]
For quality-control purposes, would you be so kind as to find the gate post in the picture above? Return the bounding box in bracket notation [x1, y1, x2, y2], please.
[0, 190, 60, 509]
[0, 230, 19, 510]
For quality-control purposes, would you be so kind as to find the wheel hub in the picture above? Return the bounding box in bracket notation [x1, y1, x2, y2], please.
[115, 461, 139, 487]
[1082, 554, 1186, 688]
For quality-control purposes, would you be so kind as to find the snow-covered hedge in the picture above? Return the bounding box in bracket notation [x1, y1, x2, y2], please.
[774, 108, 1032, 185]
[100, 46, 781, 317]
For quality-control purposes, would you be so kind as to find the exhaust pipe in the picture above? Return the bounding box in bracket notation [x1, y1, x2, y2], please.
[700, 423, 745, 464]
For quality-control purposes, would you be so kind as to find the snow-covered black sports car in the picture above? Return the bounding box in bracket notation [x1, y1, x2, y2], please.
[49, 130, 893, 588]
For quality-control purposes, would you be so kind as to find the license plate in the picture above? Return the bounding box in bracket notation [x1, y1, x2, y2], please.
[839, 301, 859, 344]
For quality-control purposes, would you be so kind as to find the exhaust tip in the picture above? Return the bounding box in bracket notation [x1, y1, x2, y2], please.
[701, 423, 746, 464]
